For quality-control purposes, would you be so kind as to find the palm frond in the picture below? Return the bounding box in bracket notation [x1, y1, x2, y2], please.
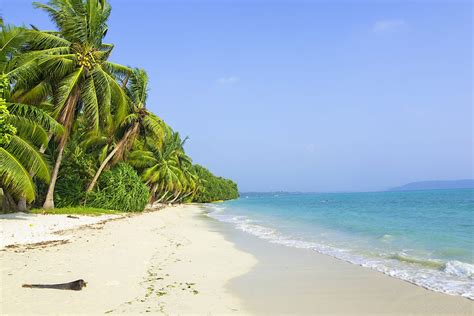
[128, 68, 148, 105]
[99, 65, 128, 123]
[26, 29, 70, 49]
[53, 66, 83, 117]
[80, 75, 100, 132]
[7, 115, 49, 147]
[7, 102, 63, 135]
[127, 150, 156, 168]
[91, 67, 112, 128]
[0, 147, 36, 202]
[5, 135, 50, 182]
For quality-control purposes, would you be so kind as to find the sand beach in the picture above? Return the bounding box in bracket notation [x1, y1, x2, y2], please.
[1, 204, 472, 315]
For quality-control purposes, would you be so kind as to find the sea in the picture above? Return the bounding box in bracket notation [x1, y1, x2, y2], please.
[207, 189, 474, 299]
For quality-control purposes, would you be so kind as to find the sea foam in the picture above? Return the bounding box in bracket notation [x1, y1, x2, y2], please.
[207, 204, 474, 300]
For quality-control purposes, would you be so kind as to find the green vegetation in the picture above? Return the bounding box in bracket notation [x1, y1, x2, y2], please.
[0, 0, 238, 213]
[30, 207, 121, 216]
[193, 165, 239, 203]
[85, 163, 149, 212]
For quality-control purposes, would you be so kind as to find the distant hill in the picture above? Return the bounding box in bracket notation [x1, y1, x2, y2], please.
[390, 179, 474, 191]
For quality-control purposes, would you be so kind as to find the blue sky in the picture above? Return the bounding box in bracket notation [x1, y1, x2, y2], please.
[2, 0, 472, 192]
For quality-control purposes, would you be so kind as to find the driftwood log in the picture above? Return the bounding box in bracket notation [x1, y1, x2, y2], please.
[22, 279, 87, 291]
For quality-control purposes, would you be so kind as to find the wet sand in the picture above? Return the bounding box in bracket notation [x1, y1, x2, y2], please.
[220, 220, 474, 315]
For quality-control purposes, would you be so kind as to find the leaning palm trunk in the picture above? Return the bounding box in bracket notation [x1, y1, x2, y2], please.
[170, 191, 182, 203]
[86, 124, 139, 193]
[156, 190, 169, 203]
[177, 191, 193, 203]
[43, 136, 67, 209]
[43, 93, 78, 209]
[160, 192, 174, 203]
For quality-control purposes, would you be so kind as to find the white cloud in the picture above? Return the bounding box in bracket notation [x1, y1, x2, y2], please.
[373, 19, 406, 33]
[217, 76, 239, 85]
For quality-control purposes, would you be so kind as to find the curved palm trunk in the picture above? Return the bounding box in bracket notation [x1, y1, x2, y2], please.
[156, 190, 169, 203]
[170, 191, 182, 204]
[160, 192, 173, 203]
[43, 143, 64, 209]
[86, 144, 120, 193]
[43, 93, 78, 209]
[177, 191, 193, 203]
[86, 123, 138, 193]
[42, 137, 66, 209]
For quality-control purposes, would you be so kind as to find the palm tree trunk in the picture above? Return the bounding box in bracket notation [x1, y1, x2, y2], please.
[86, 124, 138, 193]
[170, 191, 181, 203]
[1, 189, 18, 212]
[42, 137, 66, 209]
[156, 190, 169, 203]
[86, 145, 120, 193]
[149, 184, 159, 203]
[161, 192, 173, 203]
[17, 196, 27, 212]
[178, 191, 193, 203]
[43, 92, 78, 209]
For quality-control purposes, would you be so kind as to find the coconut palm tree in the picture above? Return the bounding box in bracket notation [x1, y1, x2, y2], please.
[128, 132, 192, 203]
[0, 20, 62, 210]
[18, 0, 131, 208]
[169, 139, 198, 203]
[85, 68, 164, 192]
[0, 98, 57, 208]
[0, 78, 63, 208]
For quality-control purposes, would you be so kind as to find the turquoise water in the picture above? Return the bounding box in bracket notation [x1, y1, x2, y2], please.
[208, 189, 474, 299]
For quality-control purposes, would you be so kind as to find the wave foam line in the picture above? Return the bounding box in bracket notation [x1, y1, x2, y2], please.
[206, 207, 474, 300]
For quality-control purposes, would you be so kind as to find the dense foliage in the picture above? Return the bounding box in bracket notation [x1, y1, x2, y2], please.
[54, 146, 95, 207]
[193, 165, 239, 202]
[0, 0, 238, 212]
[0, 77, 16, 146]
[85, 163, 149, 212]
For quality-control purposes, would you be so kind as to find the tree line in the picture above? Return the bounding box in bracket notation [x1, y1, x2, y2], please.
[0, 1, 238, 212]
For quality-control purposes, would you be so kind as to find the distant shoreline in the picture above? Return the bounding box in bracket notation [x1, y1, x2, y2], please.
[389, 179, 474, 191]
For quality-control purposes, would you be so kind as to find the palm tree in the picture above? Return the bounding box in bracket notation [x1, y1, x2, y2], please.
[0, 78, 62, 208]
[169, 140, 198, 203]
[19, 0, 131, 208]
[128, 132, 190, 203]
[0, 20, 62, 210]
[0, 95, 60, 208]
[85, 68, 164, 192]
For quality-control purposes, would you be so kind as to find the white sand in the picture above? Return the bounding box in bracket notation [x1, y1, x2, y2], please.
[0, 205, 257, 315]
[0, 212, 121, 249]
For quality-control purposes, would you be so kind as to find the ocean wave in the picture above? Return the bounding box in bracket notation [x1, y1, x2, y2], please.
[444, 261, 474, 278]
[207, 208, 474, 300]
[387, 253, 445, 269]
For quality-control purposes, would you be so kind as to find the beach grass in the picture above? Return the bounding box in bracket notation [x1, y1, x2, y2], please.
[30, 207, 122, 216]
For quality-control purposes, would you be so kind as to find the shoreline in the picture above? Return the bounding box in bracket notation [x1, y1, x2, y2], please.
[217, 216, 474, 315]
[0, 205, 256, 315]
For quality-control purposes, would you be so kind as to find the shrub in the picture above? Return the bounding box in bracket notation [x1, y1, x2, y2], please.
[54, 147, 96, 207]
[86, 163, 150, 212]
